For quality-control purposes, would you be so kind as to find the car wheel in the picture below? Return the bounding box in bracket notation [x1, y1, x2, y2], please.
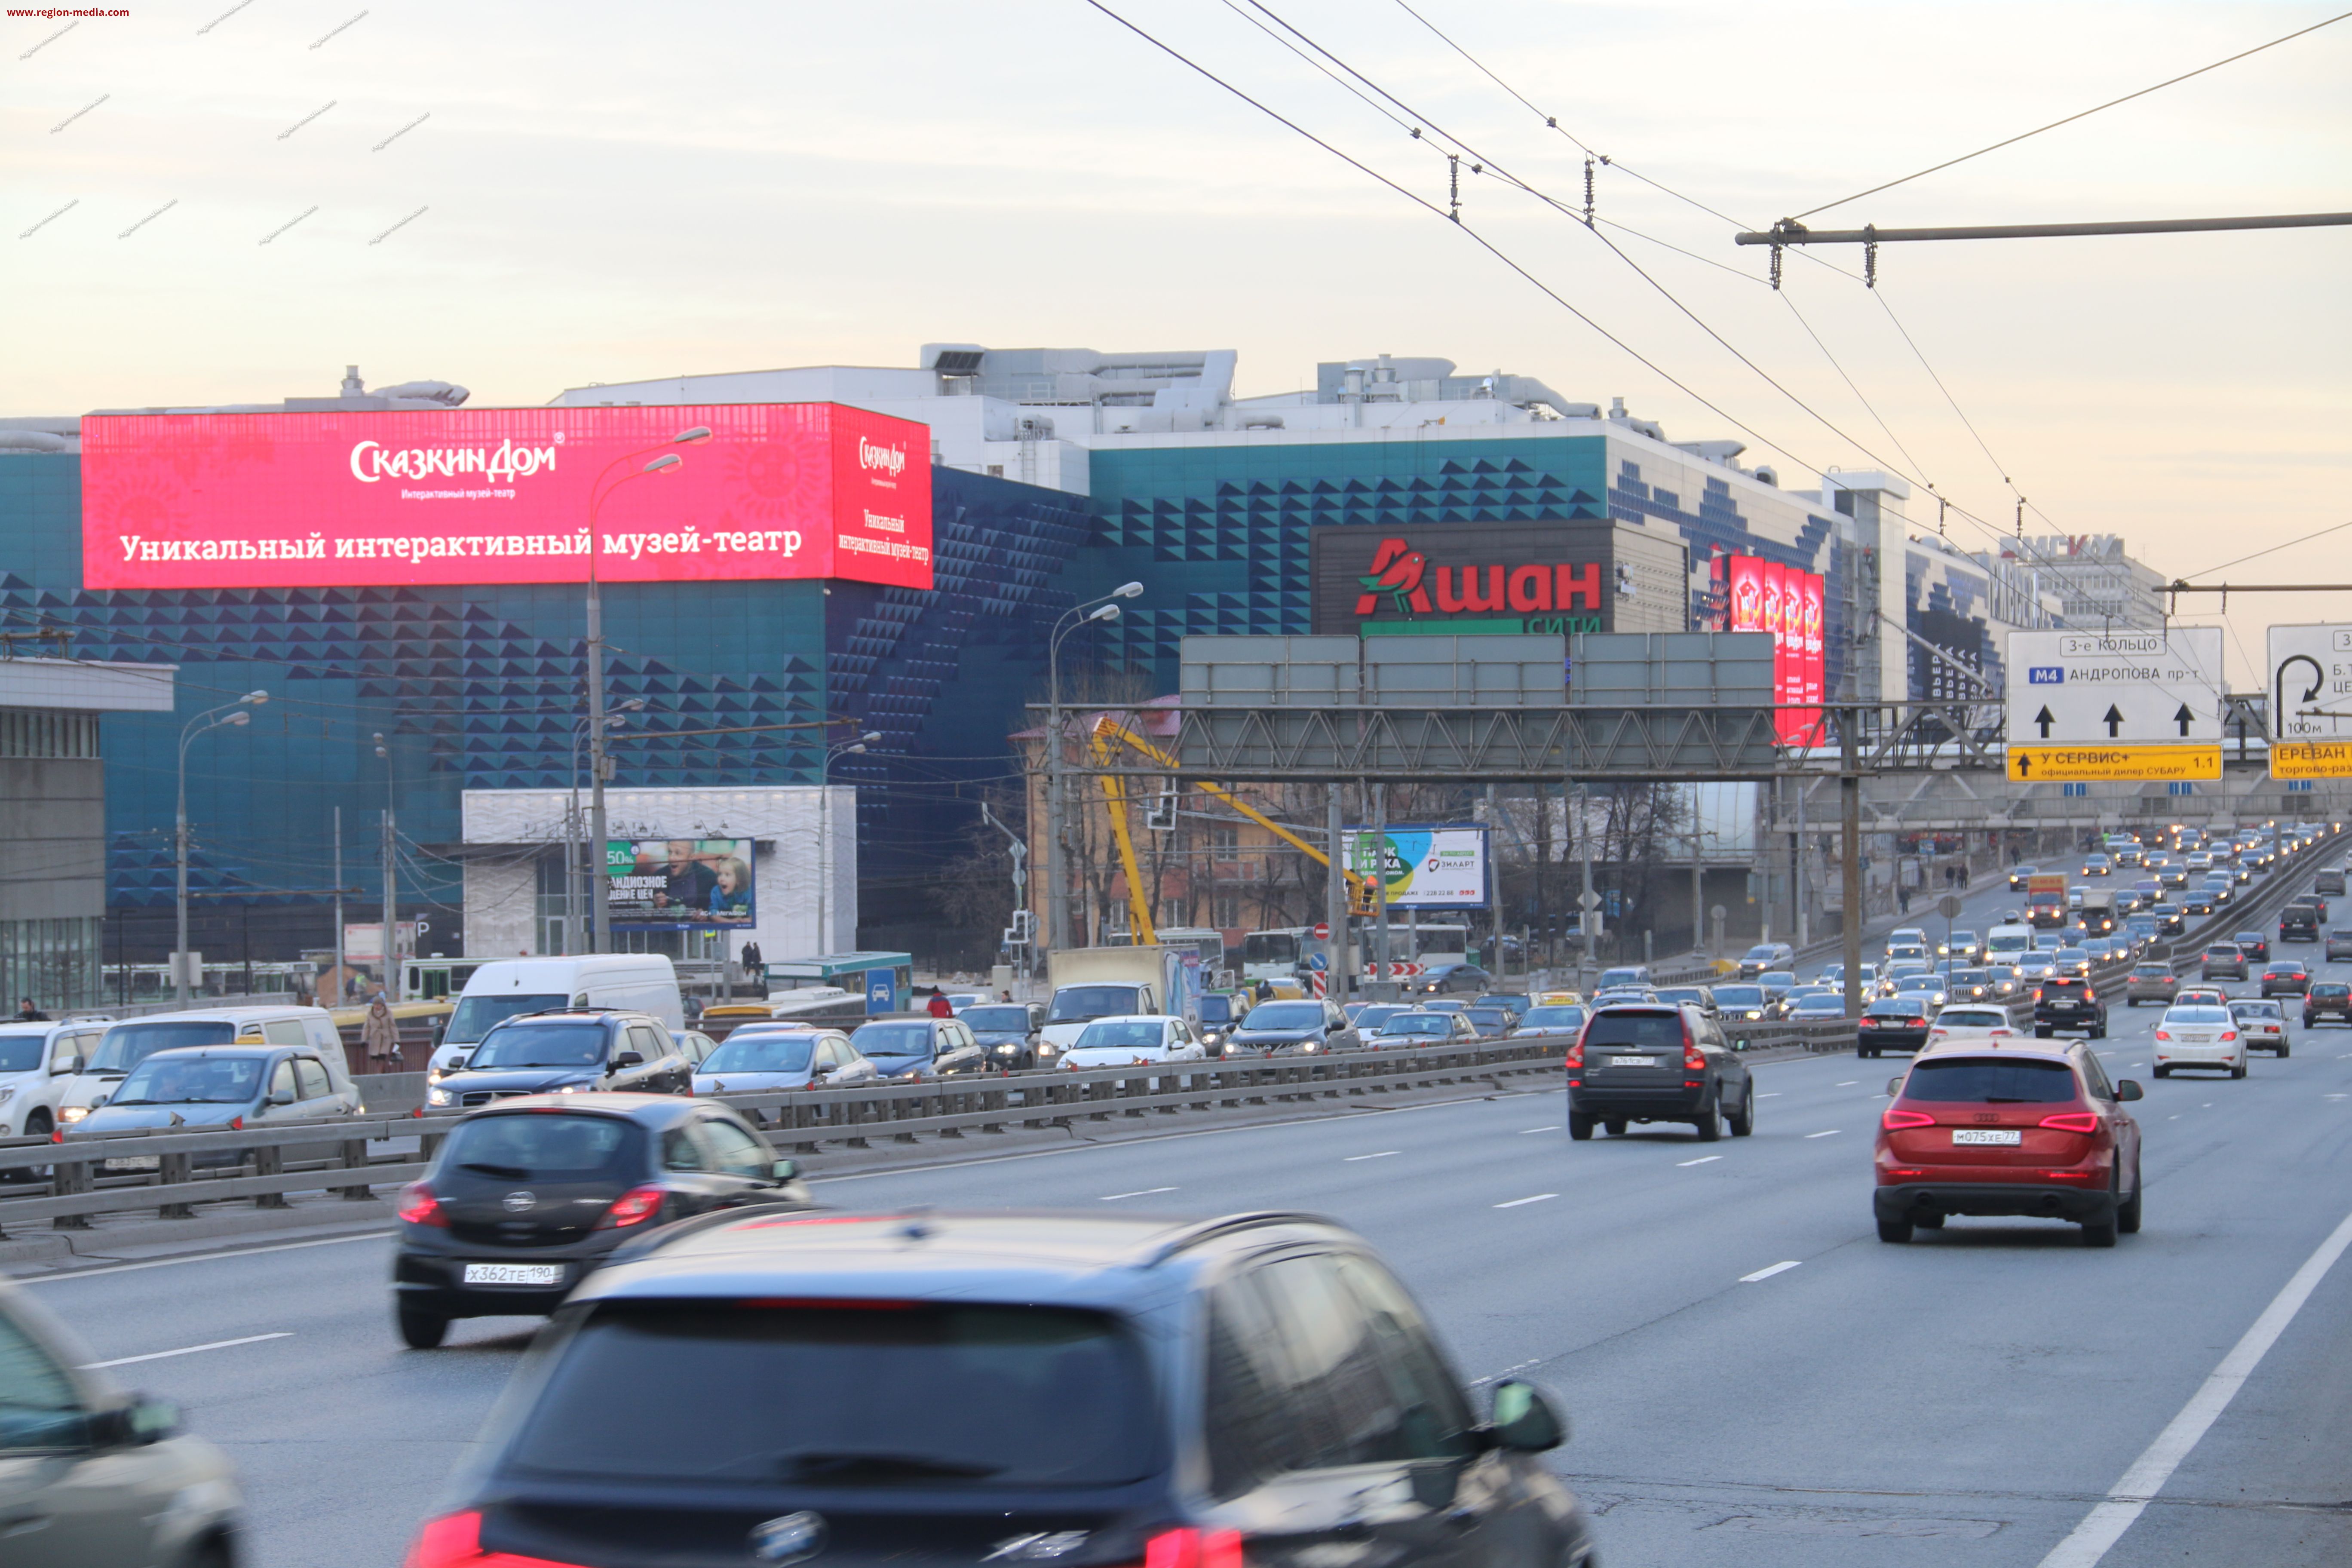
[2232, 1062, 2248, 1080]
[2153, 1065, 2170, 1078]
[1693, 1104, 1722, 1142]
[1603, 1118, 1627, 1137]
[396, 1304, 449, 1350]
[2082, 1209, 2119, 1248]
[1915, 1212, 1946, 1229]
[1567, 1113, 1595, 1141]
[2278, 1041, 2291, 1057]
[2126, 998, 2137, 1007]
[2034, 1026, 2052, 1038]
[1728, 1086, 1755, 1137]
[1877, 1216, 1913, 1243]
[2118, 1170, 2143, 1234]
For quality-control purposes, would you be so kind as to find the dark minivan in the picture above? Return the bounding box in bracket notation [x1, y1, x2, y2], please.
[1565, 1003, 1754, 1141]
[391, 1093, 807, 1347]
[402, 1210, 1595, 1568]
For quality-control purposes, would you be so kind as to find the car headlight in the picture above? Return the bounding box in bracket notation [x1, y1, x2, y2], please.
[58, 1104, 90, 1123]
[426, 1088, 453, 1107]
[0, 1085, 14, 1107]
[995, 1043, 1018, 1054]
[426, 1068, 444, 1086]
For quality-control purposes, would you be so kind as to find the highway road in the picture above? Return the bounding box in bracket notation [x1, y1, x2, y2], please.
[16, 865, 2352, 1565]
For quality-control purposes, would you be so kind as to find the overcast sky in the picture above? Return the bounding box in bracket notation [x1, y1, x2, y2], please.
[4, 0, 2346, 684]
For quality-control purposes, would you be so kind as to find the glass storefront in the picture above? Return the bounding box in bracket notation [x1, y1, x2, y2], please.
[0, 916, 104, 1014]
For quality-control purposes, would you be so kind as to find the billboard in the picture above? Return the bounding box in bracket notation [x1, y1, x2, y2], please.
[1309, 521, 1674, 638]
[606, 837, 756, 930]
[1342, 825, 1492, 909]
[82, 402, 932, 591]
[1724, 554, 1823, 746]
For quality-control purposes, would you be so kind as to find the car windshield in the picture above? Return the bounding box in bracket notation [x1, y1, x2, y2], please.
[1791, 997, 1847, 1014]
[2133, 964, 2171, 977]
[1936, 1009, 2009, 1029]
[1073, 1022, 1166, 1051]
[1197, 995, 1237, 1025]
[1902, 1056, 2076, 1103]
[850, 1023, 934, 1058]
[1521, 1006, 1587, 1028]
[1865, 1000, 1923, 1018]
[1952, 970, 1989, 985]
[1600, 969, 1648, 987]
[2230, 1003, 2281, 1019]
[1895, 976, 1941, 991]
[1713, 986, 1766, 1007]
[439, 1113, 642, 1181]
[0, 1033, 44, 1074]
[110, 1054, 265, 1105]
[1463, 1009, 1509, 1030]
[508, 1301, 1154, 1488]
[1582, 1010, 1685, 1047]
[2312, 985, 2350, 999]
[1046, 986, 1141, 1024]
[1242, 1003, 1323, 1030]
[2166, 1007, 2233, 1024]
[1352, 1006, 1408, 1031]
[1653, 989, 1705, 1005]
[959, 1007, 1030, 1034]
[700, 1035, 817, 1074]
[88, 1020, 236, 1074]
[470, 1023, 609, 1069]
[1377, 1015, 1451, 1037]
[446, 992, 568, 1046]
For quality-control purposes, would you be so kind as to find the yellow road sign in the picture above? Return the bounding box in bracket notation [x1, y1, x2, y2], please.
[2006, 744, 2222, 782]
[2271, 742, 2352, 780]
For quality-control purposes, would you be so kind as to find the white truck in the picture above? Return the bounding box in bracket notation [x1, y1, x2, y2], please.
[1041, 946, 1194, 1054]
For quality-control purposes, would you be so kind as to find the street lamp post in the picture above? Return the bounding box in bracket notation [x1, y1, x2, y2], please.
[175, 691, 267, 1004]
[373, 732, 396, 996]
[569, 704, 643, 954]
[818, 733, 882, 956]
[1046, 583, 1142, 954]
[583, 426, 711, 954]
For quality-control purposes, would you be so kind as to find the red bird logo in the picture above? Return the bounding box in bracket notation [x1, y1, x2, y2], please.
[1356, 537, 1433, 615]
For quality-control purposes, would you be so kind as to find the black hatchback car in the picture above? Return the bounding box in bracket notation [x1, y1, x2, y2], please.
[1566, 1002, 1753, 1141]
[392, 1092, 809, 1348]
[424, 1009, 693, 1108]
[403, 1209, 1594, 1568]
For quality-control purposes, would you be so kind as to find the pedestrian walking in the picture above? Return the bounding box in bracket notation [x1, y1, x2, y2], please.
[926, 990, 954, 1019]
[361, 992, 401, 1071]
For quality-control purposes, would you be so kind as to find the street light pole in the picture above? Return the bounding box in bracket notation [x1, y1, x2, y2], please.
[175, 691, 266, 1004]
[374, 732, 396, 996]
[1045, 583, 1142, 955]
[819, 733, 881, 954]
[570, 706, 641, 954]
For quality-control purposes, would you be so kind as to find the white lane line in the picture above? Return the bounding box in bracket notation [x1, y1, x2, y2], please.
[1100, 1187, 1177, 1201]
[81, 1332, 291, 1369]
[1493, 1193, 1558, 1209]
[1517, 1125, 1562, 1135]
[1835, 1080, 1859, 1086]
[2326, 1094, 2348, 1102]
[1757, 1092, 1783, 1099]
[1804, 1129, 1841, 1139]
[1677, 1155, 1722, 1167]
[1468, 1356, 1544, 1388]
[2035, 1206, 2352, 1568]
[1344, 1151, 1400, 1161]
[2169, 1114, 2181, 1120]
[1739, 1261, 1801, 1283]
[15, 1230, 388, 1285]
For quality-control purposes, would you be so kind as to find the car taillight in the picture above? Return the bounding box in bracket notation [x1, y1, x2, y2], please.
[1882, 1108, 1935, 1129]
[596, 1184, 666, 1229]
[1146, 1529, 1245, 1568]
[2220, 1030, 2238, 1041]
[2032, 988, 2043, 1002]
[1682, 1019, 1705, 1071]
[2155, 1029, 2171, 1040]
[404, 1510, 580, 1568]
[2039, 1112, 2101, 1133]
[1562, 1041, 1583, 1069]
[396, 1182, 446, 1227]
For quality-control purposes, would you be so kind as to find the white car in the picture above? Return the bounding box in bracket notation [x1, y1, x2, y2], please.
[2153, 1004, 2248, 1078]
[2226, 999, 2291, 1057]
[1058, 1015, 1209, 1070]
[0, 1016, 111, 1139]
[690, 1028, 877, 1095]
[1925, 1006, 2022, 1045]
[1886, 927, 1929, 953]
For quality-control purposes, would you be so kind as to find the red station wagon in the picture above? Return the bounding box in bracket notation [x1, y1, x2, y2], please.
[1874, 1038, 2144, 1248]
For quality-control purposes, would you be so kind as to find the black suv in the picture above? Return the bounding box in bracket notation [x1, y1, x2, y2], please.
[402, 1210, 1596, 1568]
[2033, 977, 2107, 1038]
[392, 1092, 809, 1348]
[426, 1009, 693, 1107]
[2281, 904, 2321, 942]
[1567, 1002, 1754, 1141]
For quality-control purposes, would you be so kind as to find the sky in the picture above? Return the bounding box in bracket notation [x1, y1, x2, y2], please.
[3, 0, 2347, 687]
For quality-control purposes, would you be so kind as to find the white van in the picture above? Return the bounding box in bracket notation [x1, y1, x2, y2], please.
[428, 955, 682, 1080]
[56, 1005, 352, 1125]
[1984, 923, 2036, 963]
[0, 1016, 114, 1139]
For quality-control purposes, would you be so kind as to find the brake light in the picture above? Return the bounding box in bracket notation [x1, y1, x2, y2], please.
[403, 1509, 579, 1567]
[596, 1184, 666, 1229]
[1562, 1040, 1583, 1070]
[2032, 988, 2043, 1002]
[2219, 1030, 2238, 1041]
[2038, 1112, 2101, 1133]
[1146, 1530, 1245, 1568]
[2155, 1029, 2171, 1040]
[1881, 1108, 1935, 1129]
[395, 1183, 446, 1227]
[1682, 1018, 1705, 1072]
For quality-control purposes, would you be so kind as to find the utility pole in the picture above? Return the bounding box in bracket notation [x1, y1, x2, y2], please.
[586, 576, 610, 956]
[1580, 785, 1598, 991]
[1840, 706, 1864, 1020]
[375, 733, 396, 997]
[1795, 773, 1810, 948]
[1371, 785, 1391, 992]
[1325, 782, 1349, 1006]
[332, 807, 345, 1004]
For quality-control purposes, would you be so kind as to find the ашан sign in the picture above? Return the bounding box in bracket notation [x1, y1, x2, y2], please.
[1309, 521, 1667, 637]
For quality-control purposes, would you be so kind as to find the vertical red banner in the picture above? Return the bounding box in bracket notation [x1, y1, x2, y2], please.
[1726, 554, 1764, 631]
[1800, 571, 1826, 746]
[1762, 561, 1798, 743]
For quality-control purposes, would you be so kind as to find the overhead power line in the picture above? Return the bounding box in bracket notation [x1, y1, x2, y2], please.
[1791, 9, 2352, 221]
[1739, 212, 2352, 246]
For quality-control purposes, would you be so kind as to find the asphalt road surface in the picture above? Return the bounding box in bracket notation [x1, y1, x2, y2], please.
[19, 879, 2352, 1565]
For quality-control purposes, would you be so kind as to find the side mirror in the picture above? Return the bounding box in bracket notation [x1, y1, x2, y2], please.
[613, 1051, 644, 1068]
[92, 1093, 110, 1110]
[771, 1157, 799, 1184]
[268, 1088, 294, 1107]
[51, 1055, 81, 1077]
[2116, 1080, 2144, 1101]
[88, 1394, 177, 1448]
[1486, 1379, 1566, 1452]
[1886, 1076, 1904, 1096]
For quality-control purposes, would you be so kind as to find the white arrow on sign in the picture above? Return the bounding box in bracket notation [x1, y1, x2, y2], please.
[2268, 624, 2352, 740]
[2005, 629, 2223, 746]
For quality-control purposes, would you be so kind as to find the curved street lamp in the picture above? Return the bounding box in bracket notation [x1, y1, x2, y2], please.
[1045, 583, 1144, 952]
[175, 691, 267, 1004]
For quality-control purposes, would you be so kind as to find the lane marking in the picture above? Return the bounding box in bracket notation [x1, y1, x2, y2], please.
[1739, 1261, 1801, 1283]
[1493, 1193, 1558, 1209]
[1517, 1125, 1562, 1135]
[1100, 1187, 1177, 1201]
[1757, 1092, 1783, 1099]
[1805, 1129, 1841, 1139]
[15, 1230, 389, 1285]
[81, 1332, 291, 1369]
[1835, 1080, 1859, 1086]
[1343, 1151, 1400, 1161]
[2034, 1206, 2352, 1568]
[2326, 1094, 2348, 1102]
[1677, 1155, 1722, 1167]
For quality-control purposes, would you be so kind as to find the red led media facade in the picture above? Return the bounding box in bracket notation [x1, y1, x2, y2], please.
[80, 402, 933, 591]
[1723, 552, 1825, 746]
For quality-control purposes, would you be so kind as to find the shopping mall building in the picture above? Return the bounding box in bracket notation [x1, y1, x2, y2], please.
[0, 347, 2119, 993]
